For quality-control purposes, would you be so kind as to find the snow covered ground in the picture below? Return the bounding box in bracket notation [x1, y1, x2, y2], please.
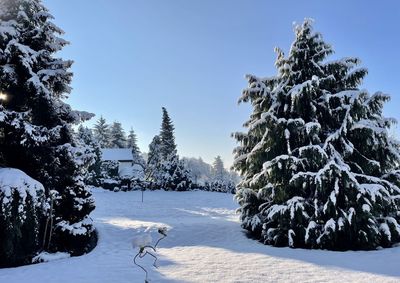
[1, 188, 400, 283]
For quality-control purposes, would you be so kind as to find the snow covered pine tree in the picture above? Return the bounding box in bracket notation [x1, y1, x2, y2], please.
[93, 116, 111, 148]
[146, 135, 163, 189]
[158, 107, 191, 191]
[128, 127, 145, 168]
[109, 121, 126, 148]
[233, 19, 400, 250]
[76, 126, 102, 186]
[145, 108, 191, 191]
[208, 156, 235, 193]
[0, 0, 96, 264]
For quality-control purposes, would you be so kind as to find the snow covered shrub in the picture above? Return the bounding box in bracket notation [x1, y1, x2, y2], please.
[53, 216, 97, 256]
[100, 160, 121, 190]
[233, 19, 400, 250]
[101, 178, 120, 191]
[207, 180, 236, 194]
[101, 160, 120, 180]
[158, 156, 192, 191]
[131, 178, 147, 191]
[32, 251, 70, 263]
[0, 168, 48, 267]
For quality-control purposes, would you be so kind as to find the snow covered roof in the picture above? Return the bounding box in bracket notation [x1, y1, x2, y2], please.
[101, 148, 133, 161]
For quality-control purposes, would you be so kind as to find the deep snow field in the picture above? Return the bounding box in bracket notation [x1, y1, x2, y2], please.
[1, 188, 400, 283]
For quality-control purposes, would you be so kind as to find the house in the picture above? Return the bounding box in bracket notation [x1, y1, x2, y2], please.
[101, 148, 144, 179]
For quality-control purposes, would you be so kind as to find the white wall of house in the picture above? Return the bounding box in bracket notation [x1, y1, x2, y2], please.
[101, 148, 144, 179]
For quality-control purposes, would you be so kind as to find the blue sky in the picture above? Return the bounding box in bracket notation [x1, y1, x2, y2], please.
[44, 0, 400, 167]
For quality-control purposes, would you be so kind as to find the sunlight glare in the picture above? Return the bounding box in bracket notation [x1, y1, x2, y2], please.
[0, 92, 7, 101]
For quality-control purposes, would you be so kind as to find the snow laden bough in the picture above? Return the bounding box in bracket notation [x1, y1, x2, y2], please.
[0, 0, 97, 259]
[0, 168, 48, 267]
[233, 19, 400, 250]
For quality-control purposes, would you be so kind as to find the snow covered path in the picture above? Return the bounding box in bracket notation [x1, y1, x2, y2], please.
[1, 189, 400, 283]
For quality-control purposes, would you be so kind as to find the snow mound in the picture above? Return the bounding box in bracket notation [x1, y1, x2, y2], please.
[32, 252, 71, 263]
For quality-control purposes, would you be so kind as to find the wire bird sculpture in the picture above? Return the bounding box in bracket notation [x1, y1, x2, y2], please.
[133, 227, 168, 283]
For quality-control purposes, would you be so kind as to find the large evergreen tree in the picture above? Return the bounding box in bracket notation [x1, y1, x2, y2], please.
[109, 121, 126, 148]
[93, 116, 110, 148]
[145, 108, 191, 190]
[158, 108, 191, 190]
[233, 19, 400, 250]
[146, 135, 163, 185]
[160, 107, 177, 159]
[127, 128, 139, 151]
[212, 156, 226, 181]
[0, 0, 96, 263]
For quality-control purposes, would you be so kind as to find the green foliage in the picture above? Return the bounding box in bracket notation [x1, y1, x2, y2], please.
[233, 19, 400, 250]
[0, 170, 48, 267]
[0, 0, 96, 259]
[76, 126, 102, 186]
[160, 107, 177, 159]
[109, 121, 127, 148]
[146, 108, 192, 191]
[93, 116, 111, 148]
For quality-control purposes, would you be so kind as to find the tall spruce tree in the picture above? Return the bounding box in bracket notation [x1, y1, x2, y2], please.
[76, 126, 102, 186]
[127, 128, 145, 169]
[212, 156, 226, 181]
[158, 107, 191, 190]
[209, 156, 235, 193]
[0, 0, 96, 262]
[145, 108, 191, 190]
[93, 116, 110, 148]
[127, 128, 139, 151]
[160, 107, 177, 159]
[109, 121, 126, 148]
[233, 19, 400, 250]
[146, 135, 163, 184]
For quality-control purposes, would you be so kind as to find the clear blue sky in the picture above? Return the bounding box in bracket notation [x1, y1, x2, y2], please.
[44, 0, 400, 167]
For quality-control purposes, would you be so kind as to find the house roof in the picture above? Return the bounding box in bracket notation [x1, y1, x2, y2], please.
[101, 148, 133, 161]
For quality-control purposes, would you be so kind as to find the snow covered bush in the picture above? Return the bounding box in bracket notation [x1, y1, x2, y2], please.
[206, 180, 236, 194]
[158, 156, 192, 191]
[0, 168, 48, 267]
[100, 160, 120, 190]
[233, 19, 400, 250]
[32, 251, 70, 263]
